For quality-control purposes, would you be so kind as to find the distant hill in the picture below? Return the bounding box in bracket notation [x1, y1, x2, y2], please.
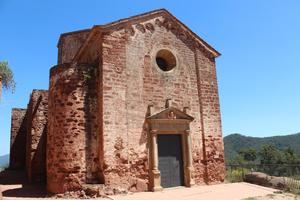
[224, 133, 300, 162]
[0, 154, 9, 168]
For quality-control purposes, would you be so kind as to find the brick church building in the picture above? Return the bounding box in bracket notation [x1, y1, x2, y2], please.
[9, 9, 225, 194]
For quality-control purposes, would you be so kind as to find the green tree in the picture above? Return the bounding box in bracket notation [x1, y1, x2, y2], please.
[0, 61, 16, 100]
[283, 147, 300, 164]
[230, 154, 245, 165]
[238, 148, 257, 162]
[259, 144, 283, 164]
[259, 144, 283, 175]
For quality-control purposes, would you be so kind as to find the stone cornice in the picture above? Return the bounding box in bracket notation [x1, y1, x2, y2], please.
[70, 9, 220, 63]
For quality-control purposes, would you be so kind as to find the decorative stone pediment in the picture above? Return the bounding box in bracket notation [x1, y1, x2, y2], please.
[147, 105, 195, 190]
[147, 107, 194, 121]
[147, 106, 193, 132]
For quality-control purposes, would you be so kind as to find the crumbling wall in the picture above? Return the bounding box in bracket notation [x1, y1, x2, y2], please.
[47, 11, 224, 194]
[47, 63, 100, 193]
[10, 108, 27, 169]
[101, 15, 210, 191]
[25, 90, 48, 183]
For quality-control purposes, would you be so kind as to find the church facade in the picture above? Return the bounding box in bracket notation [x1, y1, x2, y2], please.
[10, 9, 225, 194]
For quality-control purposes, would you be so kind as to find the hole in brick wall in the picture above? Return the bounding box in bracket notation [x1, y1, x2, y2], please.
[155, 49, 177, 72]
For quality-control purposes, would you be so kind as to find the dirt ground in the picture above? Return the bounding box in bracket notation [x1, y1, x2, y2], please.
[1, 169, 299, 200]
[110, 183, 277, 200]
[242, 192, 300, 200]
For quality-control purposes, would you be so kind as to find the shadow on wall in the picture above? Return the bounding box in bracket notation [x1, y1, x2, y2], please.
[26, 92, 48, 184]
[30, 124, 47, 183]
[0, 170, 47, 198]
[139, 105, 152, 146]
[10, 111, 27, 169]
[83, 65, 104, 184]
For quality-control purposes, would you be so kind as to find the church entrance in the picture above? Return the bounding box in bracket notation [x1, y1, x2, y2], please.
[158, 134, 184, 188]
[147, 101, 195, 191]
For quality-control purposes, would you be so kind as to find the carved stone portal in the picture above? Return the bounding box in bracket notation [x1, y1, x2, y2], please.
[147, 105, 195, 191]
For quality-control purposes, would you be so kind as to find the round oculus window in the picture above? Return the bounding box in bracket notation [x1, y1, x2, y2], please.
[155, 49, 177, 72]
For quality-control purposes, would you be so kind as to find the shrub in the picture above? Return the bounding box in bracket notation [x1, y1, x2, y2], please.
[0, 61, 16, 99]
[226, 168, 249, 182]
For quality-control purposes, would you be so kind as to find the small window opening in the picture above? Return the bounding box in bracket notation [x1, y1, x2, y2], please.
[155, 49, 177, 71]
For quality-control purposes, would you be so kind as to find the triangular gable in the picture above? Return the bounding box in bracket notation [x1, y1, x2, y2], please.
[73, 9, 220, 63]
[147, 107, 194, 121]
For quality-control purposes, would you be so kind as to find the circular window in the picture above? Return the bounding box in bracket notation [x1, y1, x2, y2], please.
[155, 49, 177, 71]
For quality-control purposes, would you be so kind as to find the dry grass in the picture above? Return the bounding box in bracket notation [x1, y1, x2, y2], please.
[226, 168, 249, 183]
[285, 177, 300, 195]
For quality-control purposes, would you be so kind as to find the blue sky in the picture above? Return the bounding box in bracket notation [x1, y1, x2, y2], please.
[1, 0, 300, 156]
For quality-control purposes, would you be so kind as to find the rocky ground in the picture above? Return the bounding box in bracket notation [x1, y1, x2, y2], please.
[243, 192, 300, 200]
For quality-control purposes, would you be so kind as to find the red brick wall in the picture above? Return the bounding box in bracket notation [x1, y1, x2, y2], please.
[195, 49, 225, 183]
[10, 108, 27, 169]
[25, 90, 48, 183]
[47, 13, 224, 193]
[100, 15, 223, 190]
[57, 30, 90, 64]
[47, 63, 100, 193]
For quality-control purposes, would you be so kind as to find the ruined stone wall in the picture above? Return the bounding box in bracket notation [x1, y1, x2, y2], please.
[10, 108, 27, 169]
[57, 30, 90, 65]
[101, 16, 211, 191]
[25, 90, 48, 183]
[47, 63, 100, 193]
[195, 49, 225, 183]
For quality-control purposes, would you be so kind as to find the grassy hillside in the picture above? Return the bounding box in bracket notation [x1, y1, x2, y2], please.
[224, 133, 300, 162]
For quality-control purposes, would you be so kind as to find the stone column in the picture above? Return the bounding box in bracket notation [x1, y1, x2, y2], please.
[150, 130, 162, 191]
[184, 130, 195, 187]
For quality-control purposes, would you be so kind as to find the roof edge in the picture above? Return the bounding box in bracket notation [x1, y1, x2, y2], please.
[57, 28, 91, 47]
[161, 9, 221, 57]
[73, 8, 221, 62]
[96, 8, 220, 57]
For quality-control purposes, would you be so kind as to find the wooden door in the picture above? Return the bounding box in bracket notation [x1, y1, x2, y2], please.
[158, 134, 184, 188]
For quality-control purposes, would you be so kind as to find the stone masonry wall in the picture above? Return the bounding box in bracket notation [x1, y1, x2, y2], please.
[57, 30, 90, 65]
[101, 15, 214, 191]
[25, 90, 48, 183]
[196, 49, 225, 183]
[10, 108, 27, 169]
[47, 63, 100, 193]
[47, 10, 224, 194]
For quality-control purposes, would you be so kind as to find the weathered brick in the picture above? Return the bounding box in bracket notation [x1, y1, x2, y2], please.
[47, 63, 100, 193]
[10, 108, 27, 169]
[26, 90, 48, 183]
[10, 9, 225, 195]
[57, 30, 90, 64]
